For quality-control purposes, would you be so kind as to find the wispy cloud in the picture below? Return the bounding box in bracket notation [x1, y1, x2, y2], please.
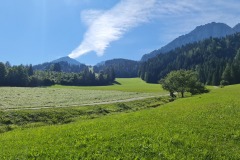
[69, 0, 157, 58]
[81, 9, 105, 26]
[69, 0, 240, 59]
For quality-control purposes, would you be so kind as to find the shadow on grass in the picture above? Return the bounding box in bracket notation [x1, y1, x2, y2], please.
[112, 81, 122, 85]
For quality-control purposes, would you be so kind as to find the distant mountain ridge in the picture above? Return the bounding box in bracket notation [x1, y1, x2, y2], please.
[33, 22, 240, 75]
[33, 56, 87, 72]
[233, 23, 240, 32]
[141, 22, 240, 61]
[139, 33, 240, 85]
[51, 56, 82, 66]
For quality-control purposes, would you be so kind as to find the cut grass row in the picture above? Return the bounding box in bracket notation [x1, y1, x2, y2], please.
[0, 88, 159, 110]
[0, 85, 239, 159]
[0, 78, 165, 110]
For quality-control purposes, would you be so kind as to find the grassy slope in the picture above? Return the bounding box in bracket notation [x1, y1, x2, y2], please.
[0, 85, 239, 159]
[51, 78, 165, 93]
[0, 97, 169, 132]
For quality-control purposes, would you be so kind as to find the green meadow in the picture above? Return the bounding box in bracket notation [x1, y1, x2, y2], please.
[51, 78, 165, 93]
[0, 79, 239, 159]
[0, 78, 165, 110]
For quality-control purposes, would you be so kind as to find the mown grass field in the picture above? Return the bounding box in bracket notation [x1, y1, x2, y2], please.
[0, 87, 157, 110]
[0, 84, 239, 159]
[0, 78, 164, 110]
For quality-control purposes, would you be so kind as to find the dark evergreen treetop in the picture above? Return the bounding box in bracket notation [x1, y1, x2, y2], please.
[0, 63, 115, 87]
[94, 58, 139, 78]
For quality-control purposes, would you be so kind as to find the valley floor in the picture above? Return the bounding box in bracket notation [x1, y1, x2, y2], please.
[0, 78, 165, 110]
[0, 79, 239, 159]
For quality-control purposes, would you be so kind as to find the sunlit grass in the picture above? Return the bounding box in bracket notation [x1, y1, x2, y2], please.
[0, 87, 158, 110]
[51, 78, 165, 93]
[0, 84, 239, 159]
[0, 78, 166, 110]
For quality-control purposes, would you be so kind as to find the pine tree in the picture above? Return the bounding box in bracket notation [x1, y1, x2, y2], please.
[222, 63, 232, 84]
[0, 62, 6, 86]
[28, 64, 34, 76]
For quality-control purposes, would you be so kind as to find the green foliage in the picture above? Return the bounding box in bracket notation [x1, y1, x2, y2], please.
[0, 62, 116, 87]
[139, 33, 240, 85]
[50, 63, 61, 72]
[33, 61, 87, 73]
[221, 63, 232, 83]
[0, 85, 239, 159]
[220, 80, 229, 87]
[94, 59, 139, 78]
[221, 49, 240, 84]
[0, 62, 7, 85]
[27, 64, 34, 76]
[6, 65, 29, 86]
[161, 70, 207, 97]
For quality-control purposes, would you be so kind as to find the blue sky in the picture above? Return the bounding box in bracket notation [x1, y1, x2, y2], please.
[0, 0, 240, 65]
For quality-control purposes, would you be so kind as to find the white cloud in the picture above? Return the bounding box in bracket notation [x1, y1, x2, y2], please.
[69, 0, 240, 59]
[69, 0, 157, 58]
[81, 10, 105, 26]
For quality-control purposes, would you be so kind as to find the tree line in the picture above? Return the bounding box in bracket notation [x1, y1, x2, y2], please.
[33, 61, 87, 73]
[94, 59, 139, 78]
[139, 33, 240, 86]
[0, 62, 115, 87]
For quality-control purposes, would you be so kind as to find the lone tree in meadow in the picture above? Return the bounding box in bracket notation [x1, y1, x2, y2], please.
[160, 70, 207, 98]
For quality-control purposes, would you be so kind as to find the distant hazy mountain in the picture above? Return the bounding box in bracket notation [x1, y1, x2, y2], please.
[33, 56, 87, 72]
[51, 56, 82, 66]
[141, 22, 240, 61]
[95, 61, 105, 67]
[233, 23, 240, 32]
[94, 58, 139, 78]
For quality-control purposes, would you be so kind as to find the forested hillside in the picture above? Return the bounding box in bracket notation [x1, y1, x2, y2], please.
[141, 22, 240, 61]
[139, 33, 240, 85]
[94, 59, 139, 78]
[0, 63, 115, 87]
[33, 56, 87, 73]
